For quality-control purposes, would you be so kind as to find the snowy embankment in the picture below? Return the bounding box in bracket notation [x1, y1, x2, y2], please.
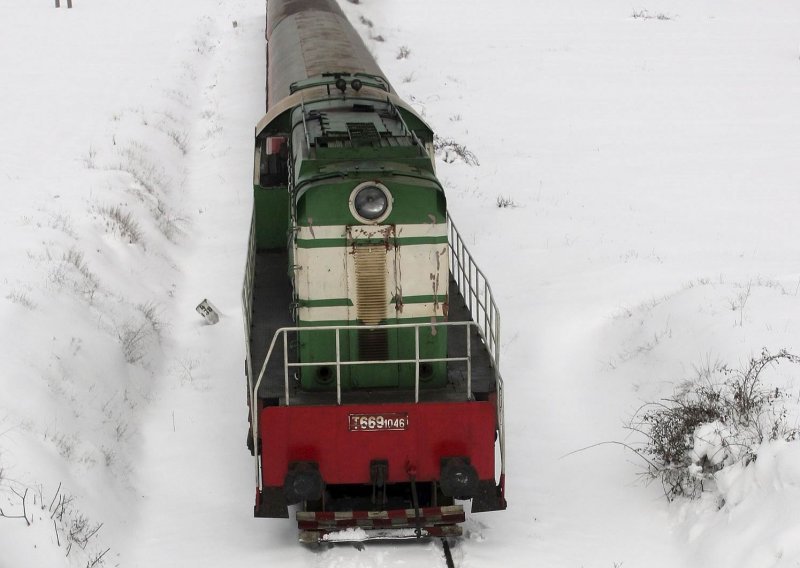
[339, 0, 800, 566]
[1, 0, 800, 567]
[0, 1, 264, 566]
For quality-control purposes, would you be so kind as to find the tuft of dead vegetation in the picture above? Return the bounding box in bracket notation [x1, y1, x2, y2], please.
[99, 205, 143, 244]
[496, 195, 519, 209]
[0, 482, 112, 566]
[632, 9, 673, 20]
[433, 135, 480, 166]
[628, 349, 799, 500]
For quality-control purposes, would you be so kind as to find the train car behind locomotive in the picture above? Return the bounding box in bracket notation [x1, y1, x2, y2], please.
[242, 0, 506, 542]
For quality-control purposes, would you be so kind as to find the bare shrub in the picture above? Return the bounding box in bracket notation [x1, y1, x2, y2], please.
[433, 135, 480, 166]
[100, 447, 116, 468]
[155, 201, 187, 241]
[45, 484, 111, 565]
[116, 141, 169, 196]
[117, 321, 151, 364]
[496, 195, 518, 208]
[99, 205, 142, 244]
[166, 129, 189, 154]
[396, 45, 411, 60]
[151, 111, 189, 155]
[50, 247, 100, 301]
[164, 88, 190, 108]
[632, 9, 672, 20]
[116, 302, 163, 365]
[137, 301, 165, 339]
[728, 280, 752, 327]
[49, 212, 76, 237]
[83, 146, 98, 169]
[6, 290, 36, 309]
[629, 349, 800, 500]
[0, 487, 31, 525]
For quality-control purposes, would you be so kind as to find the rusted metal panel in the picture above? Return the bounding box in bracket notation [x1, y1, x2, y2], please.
[267, 0, 386, 109]
[352, 244, 388, 326]
[267, 0, 344, 40]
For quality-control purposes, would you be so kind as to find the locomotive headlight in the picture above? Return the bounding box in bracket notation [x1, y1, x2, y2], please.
[350, 182, 392, 223]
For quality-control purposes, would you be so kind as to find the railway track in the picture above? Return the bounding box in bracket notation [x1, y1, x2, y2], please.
[440, 538, 456, 568]
[310, 536, 459, 568]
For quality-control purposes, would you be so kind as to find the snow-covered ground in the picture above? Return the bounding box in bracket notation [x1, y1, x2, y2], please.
[2, 0, 800, 567]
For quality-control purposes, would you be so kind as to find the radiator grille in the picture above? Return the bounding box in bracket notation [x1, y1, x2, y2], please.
[347, 122, 381, 144]
[358, 328, 388, 361]
[353, 244, 388, 360]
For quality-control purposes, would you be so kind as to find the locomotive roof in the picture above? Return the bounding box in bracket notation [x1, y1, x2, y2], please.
[255, 91, 432, 142]
[259, 0, 432, 141]
[266, 0, 387, 109]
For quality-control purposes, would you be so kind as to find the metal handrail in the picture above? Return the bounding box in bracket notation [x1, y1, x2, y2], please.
[250, 320, 479, 491]
[446, 215, 501, 371]
[252, 320, 478, 408]
[386, 98, 427, 155]
[242, 211, 257, 437]
[299, 99, 311, 151]
[446, 214, 505, 482]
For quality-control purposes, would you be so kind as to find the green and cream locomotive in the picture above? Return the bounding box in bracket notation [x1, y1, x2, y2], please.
[243, 0, 506, 541]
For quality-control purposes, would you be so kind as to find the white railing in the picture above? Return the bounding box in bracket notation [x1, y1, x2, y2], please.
[447, 216, 501, 371]
[252, 320, 478, 408]
[249, 320, 480, 491]
[446, 214, 506, 485]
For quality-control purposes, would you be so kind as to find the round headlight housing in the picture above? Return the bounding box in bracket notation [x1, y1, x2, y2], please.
[350, 182, 392, 223]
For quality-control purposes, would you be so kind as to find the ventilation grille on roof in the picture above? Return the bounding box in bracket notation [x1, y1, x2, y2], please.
[347, 122, 380, 143]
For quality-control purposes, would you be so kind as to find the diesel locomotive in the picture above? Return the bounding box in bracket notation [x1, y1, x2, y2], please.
[242, 0, 506, 542]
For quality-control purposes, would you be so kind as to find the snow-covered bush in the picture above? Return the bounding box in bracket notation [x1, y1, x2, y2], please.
[631, 349, 799, 500]
[433, 135, 479, 166]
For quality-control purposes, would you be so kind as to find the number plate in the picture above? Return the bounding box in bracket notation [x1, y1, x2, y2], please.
[348, 413, 409, 432]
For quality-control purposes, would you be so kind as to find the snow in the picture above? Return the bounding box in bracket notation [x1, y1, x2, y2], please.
[1, 0, 800, 567]
[323, 528, 370, 542]
[678, 441, 800, 568]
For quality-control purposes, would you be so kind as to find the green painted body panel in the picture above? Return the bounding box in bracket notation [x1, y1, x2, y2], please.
[297, 317, 447, 391]
[254, 184, 290, 249]
[296, 177, 445, 227]
[295, 235, 448, 249]
[297, 298, 353, 308]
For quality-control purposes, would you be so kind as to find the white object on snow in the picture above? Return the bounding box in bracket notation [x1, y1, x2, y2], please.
[195, 298, 220, 324]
